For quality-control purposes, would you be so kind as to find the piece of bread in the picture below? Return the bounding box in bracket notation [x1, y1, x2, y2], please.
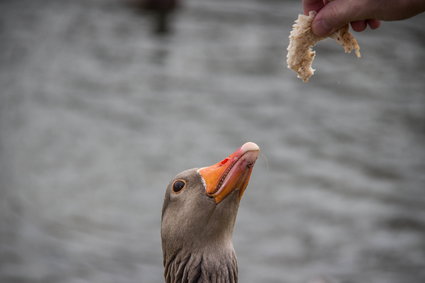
[286, 11, 361, 82]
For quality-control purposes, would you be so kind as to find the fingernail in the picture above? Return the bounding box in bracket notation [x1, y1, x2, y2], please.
[313, 19, 333, 37]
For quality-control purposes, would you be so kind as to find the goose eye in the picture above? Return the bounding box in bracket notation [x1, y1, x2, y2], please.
[172, 180, 186, 193]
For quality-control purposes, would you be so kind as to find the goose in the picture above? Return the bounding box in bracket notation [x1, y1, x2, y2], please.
[161, 142, 260, 283]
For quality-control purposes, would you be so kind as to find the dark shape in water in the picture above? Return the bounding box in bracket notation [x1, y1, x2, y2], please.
[127, 0, 180, 34]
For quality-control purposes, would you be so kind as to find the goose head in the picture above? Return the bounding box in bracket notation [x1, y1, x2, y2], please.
[161, 142, 260, 283]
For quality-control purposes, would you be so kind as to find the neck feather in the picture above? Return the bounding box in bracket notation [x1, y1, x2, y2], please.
[164, 248, 238, 283]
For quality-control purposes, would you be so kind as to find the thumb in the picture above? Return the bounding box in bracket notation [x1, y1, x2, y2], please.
[311, 0, 369, 37]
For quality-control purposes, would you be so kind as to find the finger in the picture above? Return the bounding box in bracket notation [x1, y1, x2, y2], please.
[350, 20, 367, 32]
[367, 19, 381, 29]
[312, 0, 375, 37]
[302, 0, 325, 15]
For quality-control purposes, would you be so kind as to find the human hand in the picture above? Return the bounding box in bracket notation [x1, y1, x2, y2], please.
[302, 0, 425, 37]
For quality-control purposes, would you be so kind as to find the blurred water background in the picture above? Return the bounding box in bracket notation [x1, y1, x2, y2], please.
[1, 0, 425, 282]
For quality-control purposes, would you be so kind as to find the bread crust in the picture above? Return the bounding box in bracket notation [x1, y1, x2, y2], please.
[286, 11, 361, 82]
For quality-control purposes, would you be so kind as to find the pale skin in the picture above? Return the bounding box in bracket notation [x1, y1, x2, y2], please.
[303, 0, 425, 37]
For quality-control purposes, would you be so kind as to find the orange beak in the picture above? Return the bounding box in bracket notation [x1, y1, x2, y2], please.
[198, 142, 260, 204]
